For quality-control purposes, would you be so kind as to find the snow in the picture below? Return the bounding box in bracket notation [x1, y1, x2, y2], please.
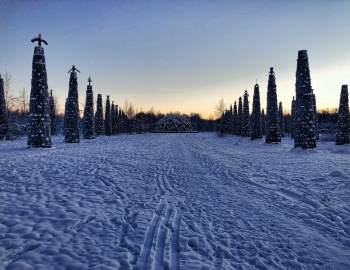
[0, 133, 349, 269]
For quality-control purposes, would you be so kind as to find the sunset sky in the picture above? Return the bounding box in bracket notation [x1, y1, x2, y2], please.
[1, 0, 350, 118]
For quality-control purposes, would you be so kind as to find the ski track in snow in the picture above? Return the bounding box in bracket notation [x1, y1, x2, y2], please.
[0, 133, 349, 269]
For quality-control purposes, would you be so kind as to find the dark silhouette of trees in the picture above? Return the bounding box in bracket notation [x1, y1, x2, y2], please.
[219, 109, 231, 136]
[335, 85, 349, 145]
[228, 104, 233, 134]
[251, 83, 262, 140]
[265, 67, 281, 144]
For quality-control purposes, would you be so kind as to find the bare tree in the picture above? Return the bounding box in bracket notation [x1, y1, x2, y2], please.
[2, 71, 17, 114]
[54, 94, 61, 116]
[214, 98, 226, 119]
[124, 99, 135, 119]
[17, 87, 29, 115]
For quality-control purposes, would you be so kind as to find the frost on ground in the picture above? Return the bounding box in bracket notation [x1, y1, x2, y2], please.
[0, 133, 349, 269]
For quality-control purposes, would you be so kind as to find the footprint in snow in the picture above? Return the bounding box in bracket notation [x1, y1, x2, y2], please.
[329, 171, 343, 177]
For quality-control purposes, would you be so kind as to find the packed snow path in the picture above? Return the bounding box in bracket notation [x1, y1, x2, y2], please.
[0, 133, 349, 269]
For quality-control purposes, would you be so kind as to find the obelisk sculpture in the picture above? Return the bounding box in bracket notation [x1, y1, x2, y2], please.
[49, 90, 57, 135]
[64, 65, 80, 143]
[27, 33, 51, 147]
[335, 85, 349, 145]
[251, 83, 262, 140]
[294, 50, 317, 149]
[0, 74, 9, 140]
[83, 76, 95, 139]
[95, 94, 104, 136]
[265, 67, 281, 144]
[105, 95, 112, 136]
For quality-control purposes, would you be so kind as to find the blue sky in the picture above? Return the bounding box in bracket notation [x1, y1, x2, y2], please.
[1, 0, 350, 118]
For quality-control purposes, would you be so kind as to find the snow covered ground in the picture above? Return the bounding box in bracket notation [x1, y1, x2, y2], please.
[0, 133, 349, 269]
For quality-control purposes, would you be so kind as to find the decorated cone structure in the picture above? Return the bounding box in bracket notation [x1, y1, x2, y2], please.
[335, 85, 349, 145]
[95, 94, 104, 135]
[278, 102, 285, 137]
[27, 34, 51, 147]
[265, 67, 281, 143]
[105, 95, 112, 136]
[290, 97, 296, 139]
[0, 74, 9, 140]
[49, 90, 57, 135]
[294, 50, 317, 149]
[242, 90, 250, 137]
[237, 97, 243, 135]
[251, 83, 262, 140]
[64, 65, 80, 143]
[83, 76, 95, 139]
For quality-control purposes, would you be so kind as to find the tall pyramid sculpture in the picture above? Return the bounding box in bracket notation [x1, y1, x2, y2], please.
[242, 90, 250, 138]
[105, 95, 112, 136]
[83, 76, 95, 139]
[294, 50, 317, 149]
[335, 85, 349, 145]
[64, 65, 80, 143]
[278, 102, 285, 137]
[27, 34, 51, 147]
[95, 94, 104, 136]
[290, 97, 296, 139]
[111, 101, 116, 135]
[0, 74, 9, 140]
[115, 104, 119, 134]
[237, 97, 243, 135]
[233, 101, 238, 135]
[265, 67, 281, 144]
[251, 83, 262, 140]
[261, 108, 266, 136]
[49, 90, 57, 135]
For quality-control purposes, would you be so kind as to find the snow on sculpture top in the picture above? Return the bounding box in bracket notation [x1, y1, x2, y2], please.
[154, 114, 194, 132]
